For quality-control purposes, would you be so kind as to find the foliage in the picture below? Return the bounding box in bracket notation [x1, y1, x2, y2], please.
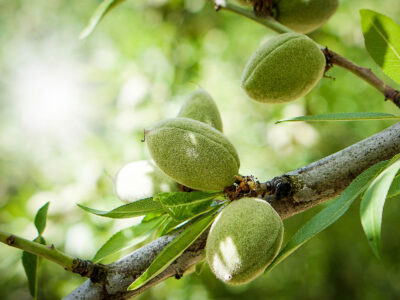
[128, 209, 219, 290]
[267, 160, 390, 271]
[1, 0, 400, 299]
[22, 202, 49, 299]
[80, 0, 127, 39]
[360, 9, 400, 85]
[276, 112, 400, 123]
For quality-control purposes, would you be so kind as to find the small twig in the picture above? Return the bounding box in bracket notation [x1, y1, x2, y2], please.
[0, 231, 76, 270]
[323, 48, 400, 108]
[0, 231, 108, 282]
[214, 1, 290, 34]
[209, 0, 400, 109]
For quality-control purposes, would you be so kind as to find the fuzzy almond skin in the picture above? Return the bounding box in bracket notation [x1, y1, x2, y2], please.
[206, 198, 284, 285]
[275, 0, 339, 34]
[146, 117, 240, 191]
[241, 32, 325, 103]
[178, 89, 223, 132]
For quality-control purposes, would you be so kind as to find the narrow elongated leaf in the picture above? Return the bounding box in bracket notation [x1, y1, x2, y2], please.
[93, 216, 167, 262]
[22, 252, 39, 299]
[157, 216, 184, 237]
[127, 210, 218, 291]
[276, 112, 399, 124]
[387, 174, 400, 198]
[80, 0, 126, 39]
[195, 258, 206, 275]
[360, 155, 400, 258]
[22, 202, 49, 298]
[142, 211, 165, 222]
[21, 235, 46, 299]
[266, 160, 388, 271]
[34, 202, 50, 236]
[195, 249, 207, 275]
[360, 9, 400, 84]
[77, 197, 164, 218]
[154, 191, 222, 222]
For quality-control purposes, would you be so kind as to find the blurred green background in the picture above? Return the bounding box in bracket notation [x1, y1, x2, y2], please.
[1, 0, 400, 299]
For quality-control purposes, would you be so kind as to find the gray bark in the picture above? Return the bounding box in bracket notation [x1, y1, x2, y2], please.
[65, 122, 400, 300]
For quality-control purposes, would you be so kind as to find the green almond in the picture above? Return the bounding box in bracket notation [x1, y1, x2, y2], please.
[275, 0, 339, 34]
[178, 89, 223, 132]
[146, 117, 240, 191]
[241, 32, 325, 103]
[206, 198, 284, 285]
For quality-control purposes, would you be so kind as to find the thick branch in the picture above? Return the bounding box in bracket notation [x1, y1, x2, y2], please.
[267, 122, 400, 218]
[64, 229, 207, 300]
[65, 122, 400, 299]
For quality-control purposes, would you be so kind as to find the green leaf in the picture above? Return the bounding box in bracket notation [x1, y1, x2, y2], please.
[22, 251, 39, 299]
[127, 209, 218, 291]
[142, 211, 165, 222]
[154, 191, 222, 222]
[387, 174, 400, 198]
[93, 215, 167, 262]
[360, 155, 400, 258]
[276, 112, 400, 124]
[195, 257, 206, 275]
[34, 236, 46, 245]
[21, 234, 46, 299]
[34, 202, 50, 236]
[157, 216, 184, 237]
[77, 197, 164, 219]
[266, 160, 389, 271]
[360, 9, 400, 84]
[80, 0, 126, 39]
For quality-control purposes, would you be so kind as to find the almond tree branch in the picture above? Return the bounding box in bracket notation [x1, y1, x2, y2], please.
[213, 1, 289, 33]
[210, 0, 400, 108]
[65, 122, 400, 299]
[323, 49, 400, 107]
[0, 231, 107, 281]
[0, 231, 76, 270]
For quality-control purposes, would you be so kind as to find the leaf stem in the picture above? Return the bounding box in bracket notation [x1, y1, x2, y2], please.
[209, 0, 400, 108]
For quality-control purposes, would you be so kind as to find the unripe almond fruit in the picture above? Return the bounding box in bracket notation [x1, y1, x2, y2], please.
[178, 89, 223, 132]
[275, 0, 339, 34]
[145, 117, 240, 191]
[206, 198, 284, 285]
[241, 32, 325, 103]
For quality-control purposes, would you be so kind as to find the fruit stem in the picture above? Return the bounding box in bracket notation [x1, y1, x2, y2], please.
[212, 1, 291, 34]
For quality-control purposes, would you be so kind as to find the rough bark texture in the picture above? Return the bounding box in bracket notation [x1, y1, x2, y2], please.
[272, 121, 400, 218]
[65, 122, 400, 300]
[65, 230, 207, 300]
